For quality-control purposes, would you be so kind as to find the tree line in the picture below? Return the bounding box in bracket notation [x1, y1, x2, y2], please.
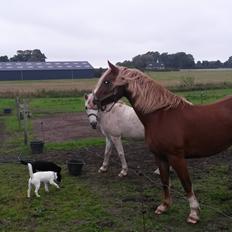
[116, 51, 232, 70]
[1, 49, 232, 70]
[0, 49, 46, 62]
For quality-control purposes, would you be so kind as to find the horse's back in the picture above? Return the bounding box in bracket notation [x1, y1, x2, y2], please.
[101, 103, 144, 138]
[144, 101, 232, 158]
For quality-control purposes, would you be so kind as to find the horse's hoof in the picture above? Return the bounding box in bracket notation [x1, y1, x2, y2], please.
[118, 171, 127, 177]
[155, 204, 168, 215]
[98, 167, 107, 173]
[153, 168, 160, 175]
[187, 215, 199, 224]
[187, 213, 199, 224]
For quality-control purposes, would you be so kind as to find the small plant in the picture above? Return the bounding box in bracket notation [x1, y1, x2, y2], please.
[180, 76, 195, 88]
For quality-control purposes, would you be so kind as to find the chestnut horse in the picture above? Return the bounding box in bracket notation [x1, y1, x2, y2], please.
[92, 61, 232, 224]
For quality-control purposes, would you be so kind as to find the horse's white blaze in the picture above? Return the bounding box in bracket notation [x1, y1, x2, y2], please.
[87, 108, 98, 125]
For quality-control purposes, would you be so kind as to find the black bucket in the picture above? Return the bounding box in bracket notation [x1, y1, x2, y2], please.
[3, 108, 12, 114]
[30, 141, 44, 154]
[67, 159, 85, 176]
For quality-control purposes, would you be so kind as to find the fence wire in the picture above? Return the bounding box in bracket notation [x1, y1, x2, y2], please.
[84, 147, 232, 227]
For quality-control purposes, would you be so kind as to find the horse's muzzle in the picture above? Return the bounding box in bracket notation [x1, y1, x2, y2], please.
[90, 121, 97, 129]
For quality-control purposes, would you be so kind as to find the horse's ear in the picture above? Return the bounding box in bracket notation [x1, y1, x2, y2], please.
[108, 61, 119, 74]
[84, 93, 88, 100]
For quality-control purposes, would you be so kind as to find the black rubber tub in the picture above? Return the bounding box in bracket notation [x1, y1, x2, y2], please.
[3, 108, 12, 114]
[67, 159, 85, 176]
[30, 141, 44, 154]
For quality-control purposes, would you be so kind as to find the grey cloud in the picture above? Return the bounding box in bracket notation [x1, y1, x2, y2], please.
[0, 0, 231, 67]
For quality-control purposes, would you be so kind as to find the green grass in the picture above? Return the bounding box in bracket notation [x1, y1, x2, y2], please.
[0, 69, 232, 98]
[30, 97, 85, 115]
[0, 164, 111, 232]
[46, 138, 105, 152]
[176, 88, 232, 104]
[1, 87, 232, 156]
[1, 85, 232, 231]
[147, 69, 232, 86]
[0, 98, 16, 112]
[1, 163, 231, 231]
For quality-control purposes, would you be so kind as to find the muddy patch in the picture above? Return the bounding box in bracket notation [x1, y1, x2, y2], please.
[32, 112, 102, 142]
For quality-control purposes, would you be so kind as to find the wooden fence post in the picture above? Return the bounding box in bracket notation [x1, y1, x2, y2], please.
[23, 99, 29, 145]
[15, 97, 21, 129]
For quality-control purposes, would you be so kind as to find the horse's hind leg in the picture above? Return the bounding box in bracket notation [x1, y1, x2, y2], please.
[99, 137, 112, 173]
[111, 136, 128, 177]
[154, 155, 172, 215]
[169, 156, 200, 224]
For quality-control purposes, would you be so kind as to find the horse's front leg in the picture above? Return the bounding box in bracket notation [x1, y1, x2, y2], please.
[154, 154, 172, 215]
[98, 136, 112, 173]
[169, 155, 200, 224]
[111, 136, 128, 177]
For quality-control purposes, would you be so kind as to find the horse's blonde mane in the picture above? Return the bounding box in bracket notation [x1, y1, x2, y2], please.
[119, 67, 191, 114]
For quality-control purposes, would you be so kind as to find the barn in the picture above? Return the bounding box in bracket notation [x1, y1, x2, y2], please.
[0, 61, 95, 81]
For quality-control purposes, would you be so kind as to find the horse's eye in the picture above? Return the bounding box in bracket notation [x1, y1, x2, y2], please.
[85, 106, 88, 110]
[103, 80, 110, 85]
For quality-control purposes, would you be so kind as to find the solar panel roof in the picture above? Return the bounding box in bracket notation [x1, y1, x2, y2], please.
[0, 61, 94, 71]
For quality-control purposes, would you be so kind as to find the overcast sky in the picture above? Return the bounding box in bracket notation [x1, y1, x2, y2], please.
[0, 0, 231, 67]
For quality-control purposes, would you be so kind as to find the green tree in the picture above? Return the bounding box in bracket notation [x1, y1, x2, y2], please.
[10, 49, 46, 62]
[0, 55, 9, 62]
[30, 49, 46, 61]
[224, 56, 232, 68]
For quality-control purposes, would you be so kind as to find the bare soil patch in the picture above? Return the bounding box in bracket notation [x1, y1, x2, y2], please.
[32, 112, 232, 177]
[32, 112, 102, 142]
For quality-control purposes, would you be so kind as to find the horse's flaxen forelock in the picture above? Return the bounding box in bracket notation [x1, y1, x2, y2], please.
[119, 67, 191, 114]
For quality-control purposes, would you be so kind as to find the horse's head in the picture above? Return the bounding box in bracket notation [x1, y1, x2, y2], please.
[93, 61, 127, 108]
[84, 93, 98, 129]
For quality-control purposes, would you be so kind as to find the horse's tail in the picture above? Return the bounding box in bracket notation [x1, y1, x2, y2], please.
[27, 163, 34, 178]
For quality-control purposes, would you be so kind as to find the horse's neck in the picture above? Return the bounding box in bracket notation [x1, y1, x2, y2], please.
[125, 91, 141, 114]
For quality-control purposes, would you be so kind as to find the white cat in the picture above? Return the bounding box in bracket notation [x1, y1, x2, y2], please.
[27, 163, 59, 198]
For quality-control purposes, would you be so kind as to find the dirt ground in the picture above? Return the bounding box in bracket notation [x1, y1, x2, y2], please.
[31, 112, 232, 178]
[33, 112, 102, 142]
[2, 111, 232, 178]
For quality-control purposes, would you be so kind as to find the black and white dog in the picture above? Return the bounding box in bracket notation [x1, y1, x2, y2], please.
[19, 157, 62, 183]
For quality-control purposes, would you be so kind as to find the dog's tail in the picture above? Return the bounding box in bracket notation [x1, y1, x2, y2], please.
[18, 154, 29, 165]
[28, 163, 34, 178]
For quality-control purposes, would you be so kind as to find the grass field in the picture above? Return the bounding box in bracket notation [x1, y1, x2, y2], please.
[147, 69, 232, 87]
[1, 87, 232, 155]
[1, 72, 232, 231]
[0, 69, 232, 96]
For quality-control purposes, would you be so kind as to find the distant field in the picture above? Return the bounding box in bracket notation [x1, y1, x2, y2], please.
[0, 79, 98, 95]
[147, 69, 232, 87]
[0, 69, 232, 96]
